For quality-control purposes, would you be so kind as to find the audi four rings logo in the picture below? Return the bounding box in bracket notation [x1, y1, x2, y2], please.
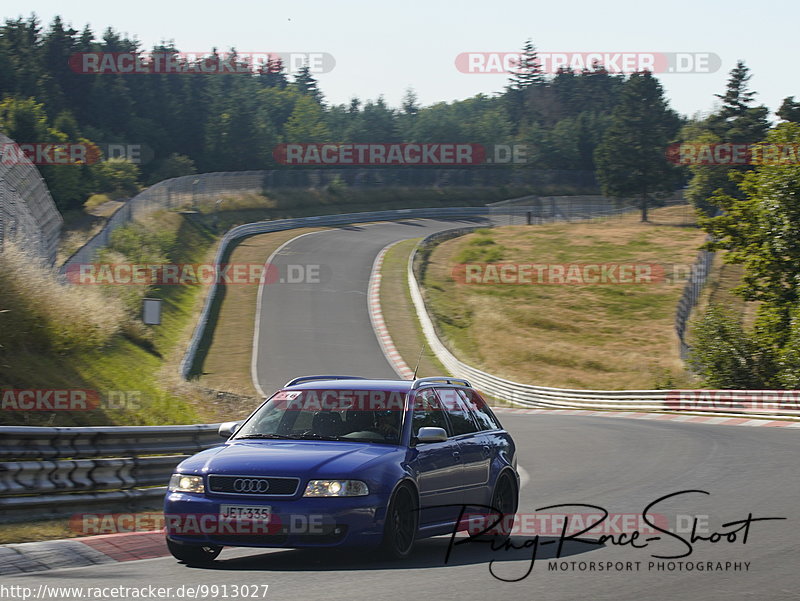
[233, 478, 270, 493]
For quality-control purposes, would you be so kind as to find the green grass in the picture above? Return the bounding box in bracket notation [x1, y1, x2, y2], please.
[194, 228, 321, 402]
[1, 212, 221, 426]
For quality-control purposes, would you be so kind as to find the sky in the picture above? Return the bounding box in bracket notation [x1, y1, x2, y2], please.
[8, 0, 800, 119]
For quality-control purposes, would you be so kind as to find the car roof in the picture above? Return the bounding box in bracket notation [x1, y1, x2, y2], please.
[283, 379, 414, 392]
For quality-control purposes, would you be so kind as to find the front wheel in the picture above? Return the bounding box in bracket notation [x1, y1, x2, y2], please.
[381, 485, 418, 560]
[167, 539, 222, 565]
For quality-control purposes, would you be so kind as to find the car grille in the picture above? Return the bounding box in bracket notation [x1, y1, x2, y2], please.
[207, 475, 300, 496]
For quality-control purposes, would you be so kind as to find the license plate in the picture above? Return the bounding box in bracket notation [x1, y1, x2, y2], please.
[219, 504, 272, 520]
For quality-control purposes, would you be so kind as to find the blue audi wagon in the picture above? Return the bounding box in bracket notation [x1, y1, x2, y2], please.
[164, 376, 519, 565]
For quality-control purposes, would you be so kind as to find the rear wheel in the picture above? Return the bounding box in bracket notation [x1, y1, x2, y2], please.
[381, 485, 418, 559]
[490, 472, 518, 543]
[167, 539, 222, 565]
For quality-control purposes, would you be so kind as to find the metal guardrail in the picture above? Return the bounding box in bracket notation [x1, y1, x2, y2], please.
[0, 133, 63, 264]
[0, 424, 222, 522]
[406, 230, 800, 419]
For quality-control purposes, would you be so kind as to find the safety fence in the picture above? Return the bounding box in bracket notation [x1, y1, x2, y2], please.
[0, 133, 63, 264]
[675, 246, 716, 359]
[59, 168, 597, 273]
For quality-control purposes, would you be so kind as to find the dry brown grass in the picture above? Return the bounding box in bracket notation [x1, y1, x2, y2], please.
[423, 206, 706, 390]
[0, 243, 126, 354]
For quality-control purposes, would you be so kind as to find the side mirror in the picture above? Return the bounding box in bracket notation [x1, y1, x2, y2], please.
[218, 421, 242, 438]
[415, 426, 448, 444]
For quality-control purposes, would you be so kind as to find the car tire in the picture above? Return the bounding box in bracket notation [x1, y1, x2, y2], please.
[167, 539, 222, 565]
[489, 472, 518, 544]
[381, 485, 418, 560]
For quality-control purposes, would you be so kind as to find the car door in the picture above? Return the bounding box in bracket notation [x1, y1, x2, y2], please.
[408, 387, 464, 526]
[457, 388, 503, 507]
[435, 387, 490, 509]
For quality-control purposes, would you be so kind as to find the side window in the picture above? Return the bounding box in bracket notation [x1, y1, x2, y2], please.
[458, 389, 501, 431]
[412, 388, 449, 436]
[435, 388, 479, 436]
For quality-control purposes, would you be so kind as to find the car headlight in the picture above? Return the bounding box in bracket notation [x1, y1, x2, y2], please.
[168, 473, 205, 493]
[303, 480, 369, 497]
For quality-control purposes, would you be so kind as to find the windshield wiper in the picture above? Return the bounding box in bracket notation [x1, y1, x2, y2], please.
[235, 433, 294, 439]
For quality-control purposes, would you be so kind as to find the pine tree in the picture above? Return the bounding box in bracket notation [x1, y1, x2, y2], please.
[401, 88, 419, 116]
[594, 72, 681, 221]
[685, 61, 769, 214]
[507, 39, 544, 90]
[292, 65, 324, 104]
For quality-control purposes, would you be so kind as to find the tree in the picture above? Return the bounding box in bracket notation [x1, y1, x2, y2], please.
[146, 153, 195, 185]
[504, 40, 545, 127]
[594, 71, 680, 221]
[701, 123, 800, 339]
[507, 39, 544, 91]
[344, 96, 398, 143]
[292, 65, 324, 104]
[777, 96, 800, 123]
[707, 61, 768, 142]
[258, 56, 288, 89]
[689, 305, 775, 388]
[283, 96, 331, 143]
[90, 157, 141, 198]
[401, 88, 419, 116]
[689, 124, 800, 388]
[408, 102, 466, 143]
[684, 62, 769, 215]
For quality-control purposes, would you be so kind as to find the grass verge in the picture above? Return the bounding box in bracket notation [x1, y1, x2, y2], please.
[420, 206, 706, 390]
[378, 238, 449, 378]
[0, 507, 163, 545]
[0, 211, 225, 426]
[195, 228, 321, 406]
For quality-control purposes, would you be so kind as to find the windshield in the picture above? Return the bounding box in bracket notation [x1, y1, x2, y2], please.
[234, 389, 408, 445]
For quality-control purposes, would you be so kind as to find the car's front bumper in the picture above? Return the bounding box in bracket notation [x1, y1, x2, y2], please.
[164, 491, 391, 549]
